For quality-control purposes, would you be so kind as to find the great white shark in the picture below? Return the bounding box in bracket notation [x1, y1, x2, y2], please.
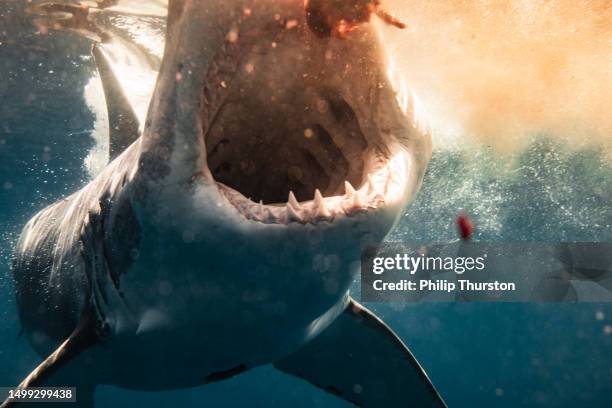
[4, 1, 443, 406]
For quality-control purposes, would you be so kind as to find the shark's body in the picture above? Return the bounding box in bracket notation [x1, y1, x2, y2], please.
[4, 1, 443, 407]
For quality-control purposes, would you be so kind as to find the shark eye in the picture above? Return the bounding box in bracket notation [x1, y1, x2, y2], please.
[304, 0, 405, 38]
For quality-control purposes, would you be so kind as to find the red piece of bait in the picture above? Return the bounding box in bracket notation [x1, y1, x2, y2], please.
[456, 212, 474, 241]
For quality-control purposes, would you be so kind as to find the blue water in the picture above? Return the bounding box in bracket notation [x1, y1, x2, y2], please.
[1, 3, 611, 407]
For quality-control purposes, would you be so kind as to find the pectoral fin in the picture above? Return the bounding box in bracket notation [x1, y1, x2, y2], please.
[274, 298, 446, 407]
[1, 308, 99, 408]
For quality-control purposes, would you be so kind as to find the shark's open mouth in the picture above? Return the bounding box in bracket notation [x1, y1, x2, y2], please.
[205, 94, 407, 224]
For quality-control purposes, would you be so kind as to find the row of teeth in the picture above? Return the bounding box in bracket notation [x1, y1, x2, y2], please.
[219, 155, 405, 224]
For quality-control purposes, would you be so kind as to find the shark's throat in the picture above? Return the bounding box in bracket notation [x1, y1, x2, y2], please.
[206, 91, 367, 205]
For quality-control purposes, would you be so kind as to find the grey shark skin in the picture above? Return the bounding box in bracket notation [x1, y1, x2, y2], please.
[5, 1, 443, 407]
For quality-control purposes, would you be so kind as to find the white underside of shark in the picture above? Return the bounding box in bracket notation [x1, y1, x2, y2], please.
[3, 1, 444, 407]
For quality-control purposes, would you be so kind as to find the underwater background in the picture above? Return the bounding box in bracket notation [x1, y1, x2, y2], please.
[1, 2, 611, 407]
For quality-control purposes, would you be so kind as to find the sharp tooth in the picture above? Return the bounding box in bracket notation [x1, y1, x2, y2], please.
[353, 191, 365, 208]
[286, 203, 303, 222]
[314, 189, 324, 206]
[258, 200, 264, 217]
[288, 191, 301, 209]
[314, 189, 331, 217]
[344, 181, 355, 197]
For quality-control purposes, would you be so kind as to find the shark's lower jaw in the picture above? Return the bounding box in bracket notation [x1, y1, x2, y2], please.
[213, 149, 409, 225]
